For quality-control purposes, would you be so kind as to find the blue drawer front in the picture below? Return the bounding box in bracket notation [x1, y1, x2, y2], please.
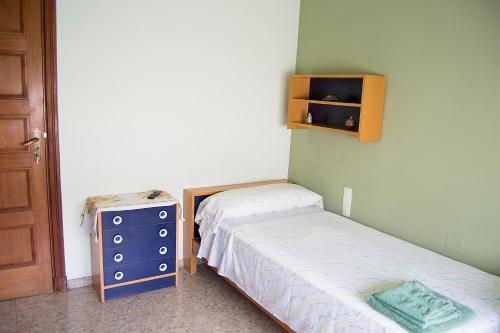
[104, 257, 176, 286]
[101, 205, 176, 230]
[104, 276, 175, 300]
[103, 238, 176, 268]
[102, 222, 175, 249]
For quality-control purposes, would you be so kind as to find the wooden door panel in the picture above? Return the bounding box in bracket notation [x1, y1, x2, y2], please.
[0, 38, 26, 53]
[0, 0, 53, 300]
[0, 225, 34, 267]
[0, 169, 31, 211]
[0, 100, 28, 114]
[0, 266, 38, 300]
[0, 0, 23, 34]
[0, 116, 29, 152]
[0, 211, 34, 228]
[0, 52, 26, 96]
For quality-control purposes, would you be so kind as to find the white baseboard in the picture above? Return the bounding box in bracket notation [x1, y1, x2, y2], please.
[67, 276, 93, 289]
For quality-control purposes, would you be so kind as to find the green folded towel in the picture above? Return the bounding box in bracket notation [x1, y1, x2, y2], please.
[368, 280, 475, 333]
[373, 280, 459, 328]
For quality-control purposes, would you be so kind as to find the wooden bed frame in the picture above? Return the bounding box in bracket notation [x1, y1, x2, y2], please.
[182, 179, 294, 332]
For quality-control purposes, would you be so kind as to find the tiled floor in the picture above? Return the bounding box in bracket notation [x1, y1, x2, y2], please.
[0, 265, 284, 333]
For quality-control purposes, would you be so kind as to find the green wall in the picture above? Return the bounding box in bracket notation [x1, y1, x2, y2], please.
[289, 0, 500, 275]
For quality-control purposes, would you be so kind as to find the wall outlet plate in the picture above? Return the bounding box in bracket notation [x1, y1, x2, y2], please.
[342, 187, 352, 217]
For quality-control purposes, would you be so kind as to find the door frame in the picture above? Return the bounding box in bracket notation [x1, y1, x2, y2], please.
[42, 0, 66, 291]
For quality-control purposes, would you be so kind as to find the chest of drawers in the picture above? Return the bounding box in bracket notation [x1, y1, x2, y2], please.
[90, 203, 179, 302]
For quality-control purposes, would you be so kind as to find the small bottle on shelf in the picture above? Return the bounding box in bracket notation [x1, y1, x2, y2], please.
[306, 112, 312, 124]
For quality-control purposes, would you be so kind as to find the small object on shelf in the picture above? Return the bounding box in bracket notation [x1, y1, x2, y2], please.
[345, 116, 356, 130]
[147, 190, 162, 200]
[306, 112, 313, 124]
[322, 94, 341, 102]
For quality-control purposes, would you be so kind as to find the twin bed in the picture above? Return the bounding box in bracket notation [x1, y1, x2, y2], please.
[183, 180, 500, 333]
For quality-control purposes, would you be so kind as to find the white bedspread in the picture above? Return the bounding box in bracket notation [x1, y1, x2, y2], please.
[198, 207, 322, 262]
[204, 209, 500, 333]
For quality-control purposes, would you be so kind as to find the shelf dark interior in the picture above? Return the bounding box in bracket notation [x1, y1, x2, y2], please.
[308, 104, 360, 132]
[309, 78, 363, 104]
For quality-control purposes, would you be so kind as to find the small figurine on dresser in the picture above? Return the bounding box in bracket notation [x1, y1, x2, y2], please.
[81, 190, 180, 302]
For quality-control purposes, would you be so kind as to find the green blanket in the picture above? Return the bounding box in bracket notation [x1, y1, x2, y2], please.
[368, 280, 474, 333]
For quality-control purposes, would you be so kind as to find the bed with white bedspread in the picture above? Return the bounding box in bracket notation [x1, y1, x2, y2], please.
[194, 184, 500, 333]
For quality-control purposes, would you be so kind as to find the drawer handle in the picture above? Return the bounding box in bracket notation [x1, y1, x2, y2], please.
[159, 263, 168, 272]
[159, 229, 168, 237]
[114, 253, 123, 263]
[114, 271, 124, 281]
[159, 210, 168, 219]
[159, 246, 168, 255]
[112, 216, 123, 225]
[113, 234, 123, 244]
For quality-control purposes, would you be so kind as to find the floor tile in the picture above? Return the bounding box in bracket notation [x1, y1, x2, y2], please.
[9, 266, 283, 333]
[0, 300, 17, 333]
[15, 287, 95, 333]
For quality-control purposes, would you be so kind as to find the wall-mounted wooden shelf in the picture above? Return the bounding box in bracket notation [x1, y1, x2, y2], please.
[287, 74, 386, 142]
[291, 99, 361, 108]
[288, 122, 359, 136]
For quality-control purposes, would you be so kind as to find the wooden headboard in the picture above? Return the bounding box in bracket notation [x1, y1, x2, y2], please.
[182, 179, 288, 274]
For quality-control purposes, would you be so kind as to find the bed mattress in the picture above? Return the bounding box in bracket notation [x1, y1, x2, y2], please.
[200, 208, 500, 333]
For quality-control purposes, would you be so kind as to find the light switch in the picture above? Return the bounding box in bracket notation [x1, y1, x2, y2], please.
[343, 187, 352, 217]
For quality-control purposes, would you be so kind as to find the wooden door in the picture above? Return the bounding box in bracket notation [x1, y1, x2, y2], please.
[0, 0, 53, 300]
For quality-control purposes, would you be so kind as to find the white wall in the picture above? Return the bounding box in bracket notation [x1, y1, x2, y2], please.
[57, 0, 300, 280]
